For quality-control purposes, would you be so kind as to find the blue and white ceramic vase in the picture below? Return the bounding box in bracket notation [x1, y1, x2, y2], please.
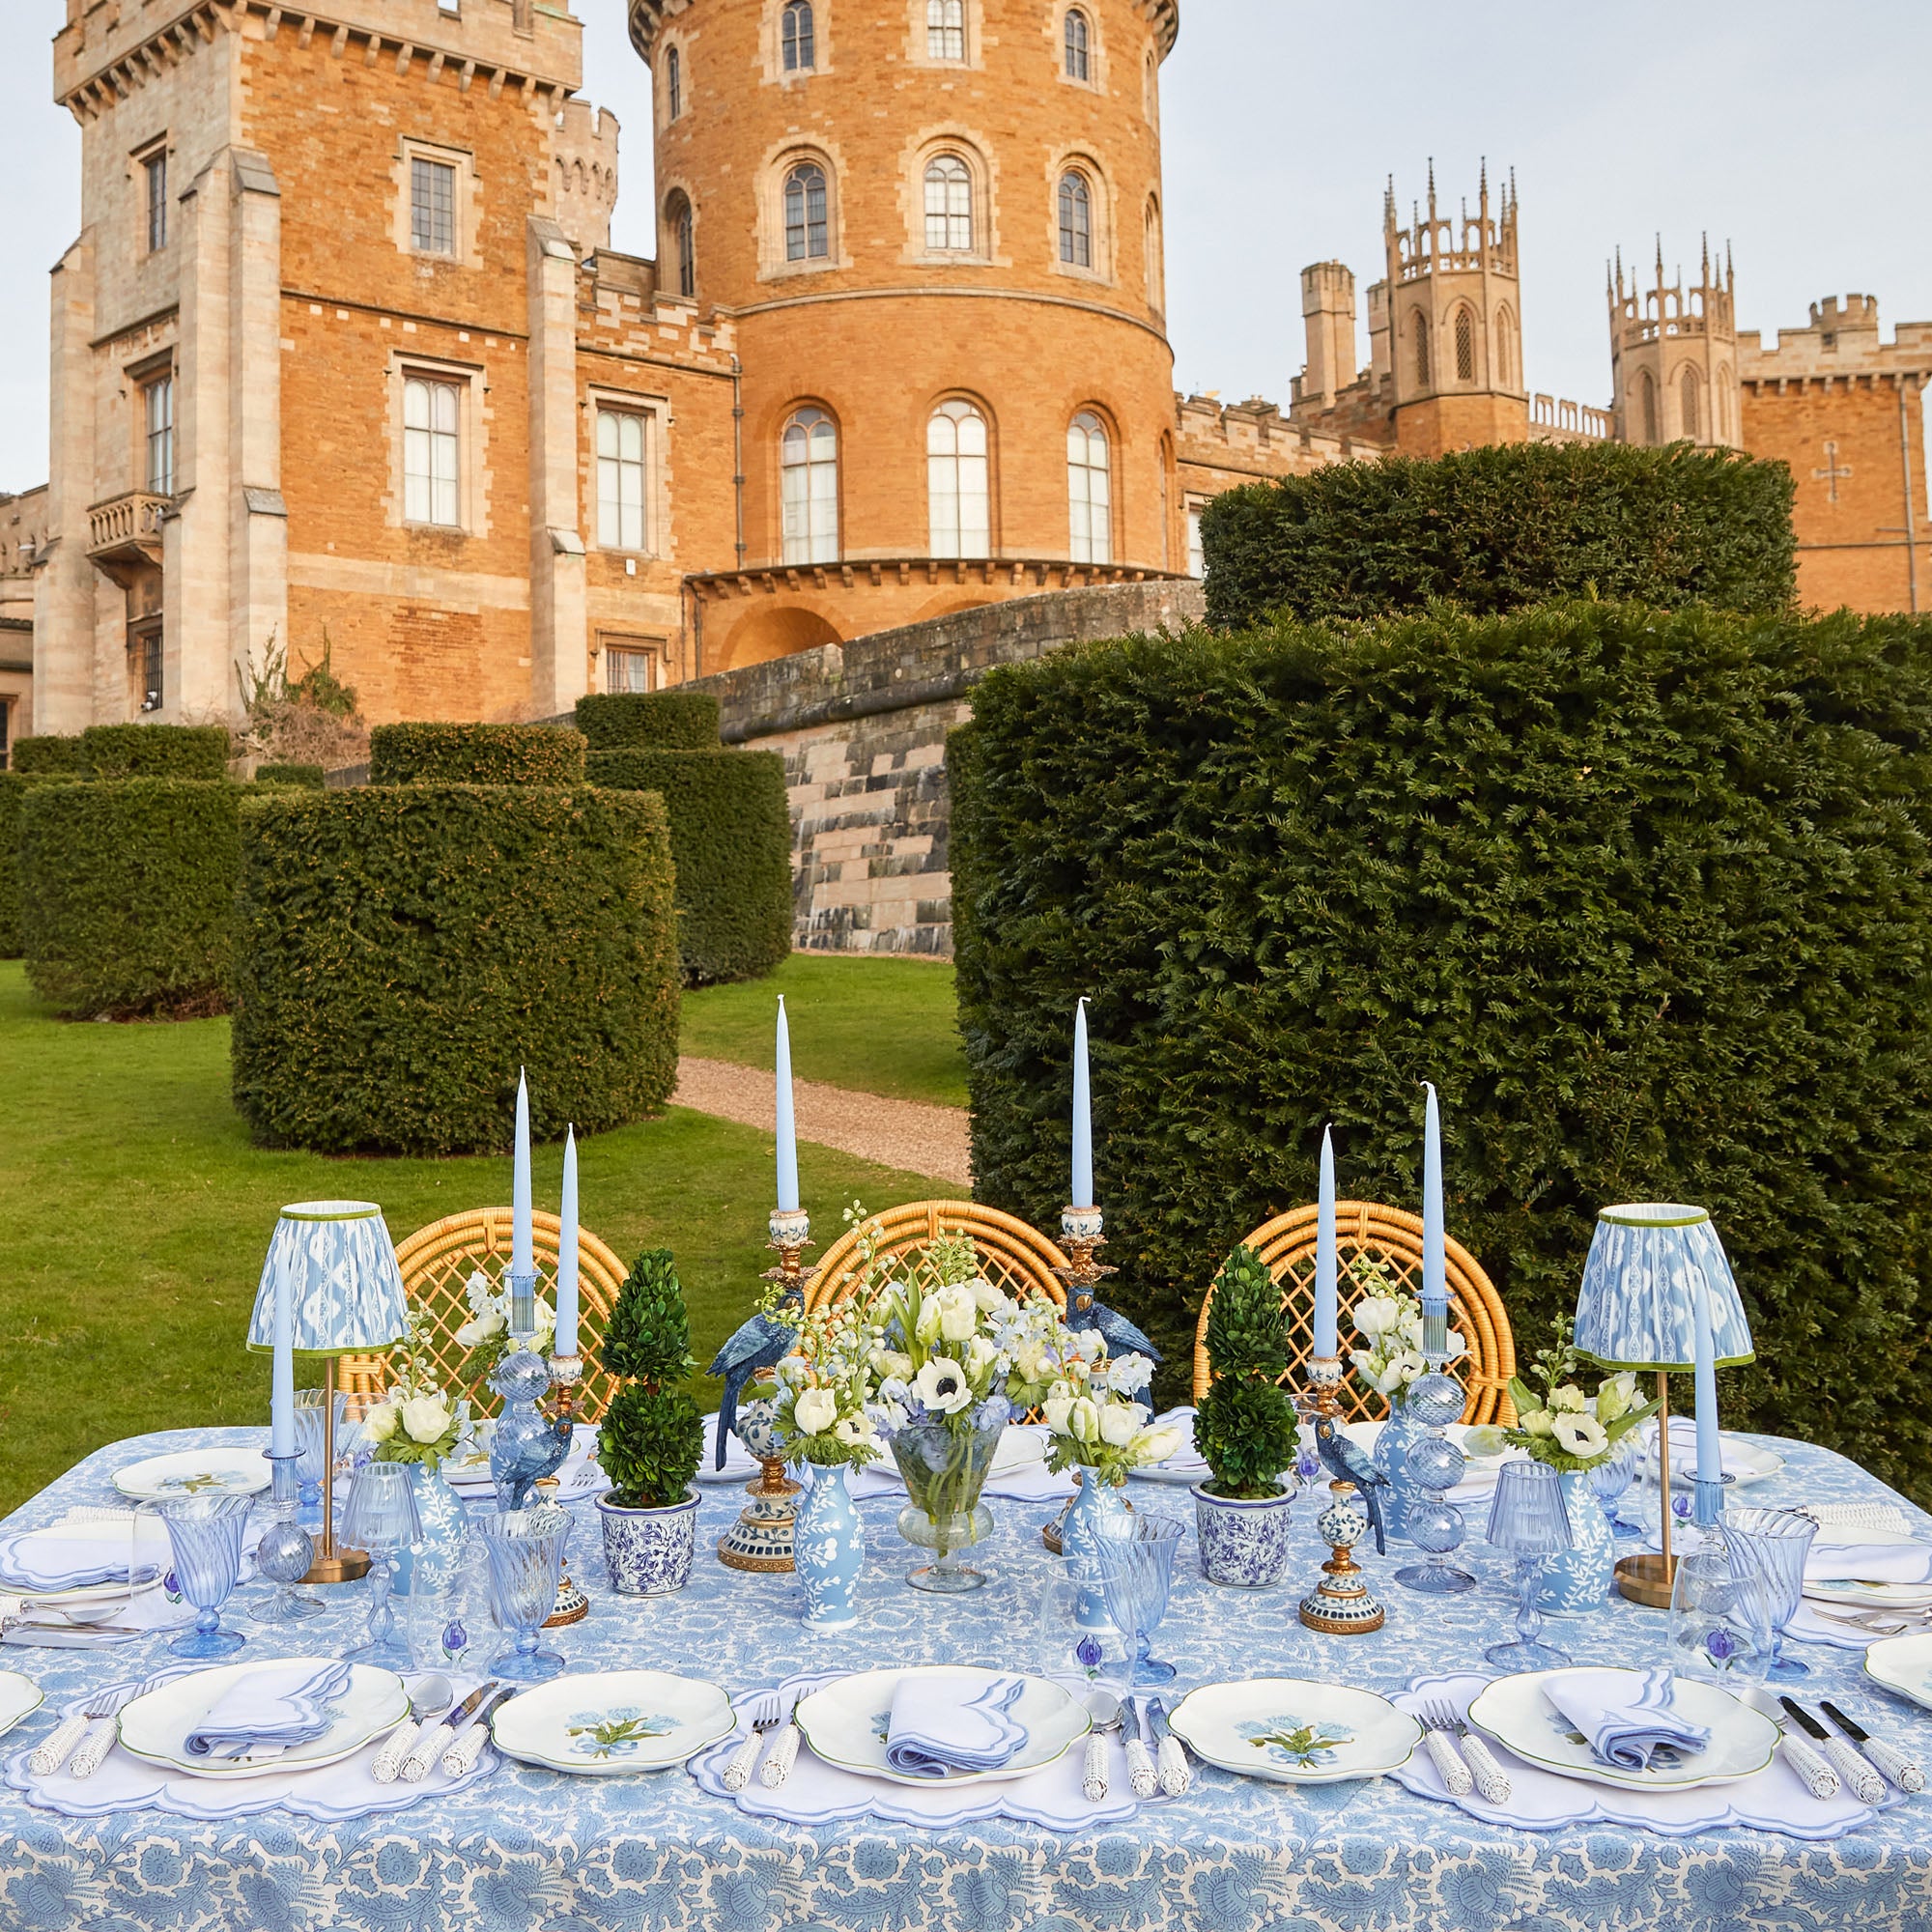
[1374, 1390, 1423, 1543]
[1062, 1469, 1129, 1628]
[393, 1463, 466, 1598]
[794, 1463, 865, 1631]
[1191, 1482, 1296, 1586]
[596, 1488, 702, 1595]
[1533, 1466, 1616, 1615]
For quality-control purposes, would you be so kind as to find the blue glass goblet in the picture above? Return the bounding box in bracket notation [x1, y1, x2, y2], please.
[476, 1503, 571, 1684]
[1588, 1438, 1645, 1541]
[293, 1388, 342, 1530]
[1483, 1462, 1573, 1671]
[156, 1492, 254, 1660]
[1094, 1511, 1184, 1688]
[250, 1450, 324, 1624]
[1720, 1507, 1816, 1681]
[341, 1463, 422, 1672]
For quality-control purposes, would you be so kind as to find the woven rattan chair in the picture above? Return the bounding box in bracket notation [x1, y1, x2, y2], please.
[337, 1208, 629, 1422]
[805, 1200, 1069, 1315]
[1191, 1200, 1517, 1426]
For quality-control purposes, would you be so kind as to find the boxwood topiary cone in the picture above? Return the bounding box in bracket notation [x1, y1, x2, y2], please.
[1194, 1244, 1298, 1499]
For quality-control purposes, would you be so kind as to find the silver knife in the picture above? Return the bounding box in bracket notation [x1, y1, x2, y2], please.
[442, 1680, 501, 1740]
[1147, 1696, 1191, 1796]
[1820, 1699, 1925, 1794]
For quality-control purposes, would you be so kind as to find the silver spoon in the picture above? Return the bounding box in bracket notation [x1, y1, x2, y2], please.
[372, 1673, 453, 1783]
[1081, 1688, 1122, 1801]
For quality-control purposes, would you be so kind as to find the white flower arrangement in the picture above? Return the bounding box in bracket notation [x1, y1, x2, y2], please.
[772, 1295, 884, 1471]
[1348, 1262, 1464, 1400]
[1503, 1318, 1659, 1473]
[368, 1305, 465, 1471]
[453, 1267, 555, 1384]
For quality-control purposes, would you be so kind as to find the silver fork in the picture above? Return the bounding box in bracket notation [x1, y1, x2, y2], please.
[1422, 1700, 1511, 1804]
[1414, 1701, 1473, 1796]
[28, 1669, 174, 1779]
[721, 1690, 785, 1792]
[1808, 1604, 1932, 1637]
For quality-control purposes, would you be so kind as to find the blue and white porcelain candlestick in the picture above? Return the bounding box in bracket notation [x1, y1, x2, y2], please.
[1294, 1356, 1384, 1633]
[490, 1270, 572, 1514]
[1393, 1308, 1477, 1594]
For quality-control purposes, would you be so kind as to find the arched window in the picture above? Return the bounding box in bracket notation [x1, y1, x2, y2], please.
[1066, 410, 1111, 564]
[666, 44, 682, 120]
[1637, 368, 1658, 444]
[1065, 8, 1090, 79]
[1680, 366, 1701, 440]
[1144, 196, 1163, 307]
[1144, 46, 1158, 121]
[1454, 307, 1475, 383]
[1412, 312, 1431, 388]
[927, 0, 964, 60]
[923, 156, 973, 251]
[782, 1, 814, 71]
[667, 191, 696, 297]
[1494, 311, 1514, 389]
[784, 162, 829, 262]
[1058, 170, 1093, 268]
[781, 407, 838, 563]
[1716, 366, 1732, 440]
[928, 400, 990, 557]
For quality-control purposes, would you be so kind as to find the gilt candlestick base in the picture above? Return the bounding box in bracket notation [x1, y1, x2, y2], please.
[1052, 1206, 1116, 1329]
[1299, 1479, 1386, 1634]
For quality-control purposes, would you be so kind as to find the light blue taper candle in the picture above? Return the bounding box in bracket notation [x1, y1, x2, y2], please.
[1071, 998, 1094, 1207]
[1692, 1271, 1722, 1484]
[1421, 1082, 1447, 1316]
[555, 1125, 580, 1359]
[270, 1258, 295, 1460]
[1314, 1125, 1338, 1358]
[775, 997, 801, 1213]
[511, 1068, 534, 1331]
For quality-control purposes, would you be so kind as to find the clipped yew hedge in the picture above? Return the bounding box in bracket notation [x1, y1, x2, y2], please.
[0, 773, 76, 957]
[576, 690, 721, 752]
[232, 784, 680, 1153]
[1201, 441, 1798, 630]
[368, 722, 586, 786]
[254, 762, 326, 789]
[12, 735, 86, 776]
[81, 723, 232, 780]
[587, 748, 793, 983]
[17, 779, 241, 1016]
[951, 601, 1932, 1501]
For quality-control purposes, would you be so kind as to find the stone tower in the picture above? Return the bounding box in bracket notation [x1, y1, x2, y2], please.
[1381, 163, 1527, 457]
[1607, 239, 1739, 449]
[1299, 262, 1357, 411]
[626, 0, 1184, 668]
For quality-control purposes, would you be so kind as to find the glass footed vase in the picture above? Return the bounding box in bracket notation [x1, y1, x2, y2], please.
[891, 1411, 1003, 1594]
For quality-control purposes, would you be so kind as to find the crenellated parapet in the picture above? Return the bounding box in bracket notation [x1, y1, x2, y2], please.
[553, 99, 620, 254]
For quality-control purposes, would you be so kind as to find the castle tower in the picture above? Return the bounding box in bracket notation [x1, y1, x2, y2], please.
[627, 0, 1183, 668]
[1299, 263, 1357, 411]
[1608, 238, 1739, 448]
[1382, 163, 1527, 457]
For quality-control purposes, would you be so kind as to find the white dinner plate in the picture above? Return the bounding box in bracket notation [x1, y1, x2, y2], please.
[1863, 1634, 1932, 1713]
[113, 1450, 270, 1502]
[0, 1519, 172, 1601]
[1167, 1677, 1421, 1785]
[990, 1429, 1048, 1478]
[1638, 1430, 1785, 1489]
[1466, 1667, 1778, 1793]
[490, 1670, 736, 1775]
[1805, 1577, 1932, 1609]
[795, 1668, 1089, 1788]
[118, 1660, 408, 1780]
[0, 1671, 44, 1741]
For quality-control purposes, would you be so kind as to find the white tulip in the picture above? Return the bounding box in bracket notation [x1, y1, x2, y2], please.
[1042, 1395, 1076, 1435]
[931, 1284, 980, 1345]
[401, 1397, 451, 1445]
[1097, 1402, 1142, 1448]
[363, 1403, 399, 1443]
[1138, 1427, 1184, 1465]
[1353, 1293, 1401, 1342]
[794, 1387, 838, 1435]
[1068, 1396, 1100, 1442]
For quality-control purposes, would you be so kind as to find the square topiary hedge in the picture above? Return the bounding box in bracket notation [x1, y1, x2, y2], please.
[81, 723, 232, 780]
[1201, 440, 1798, 630]
[254, 762, 326, 789]
[575, 690, 722, 751]
[17, 779, 241, 1016]
[232, 783, 680, 1153]
[952, 601, 1932, 1503]
[586, 748, 793, 983]
[368, 722, 587, 786]
[11, 735, 87, 776]
[0, 773, 78, 958]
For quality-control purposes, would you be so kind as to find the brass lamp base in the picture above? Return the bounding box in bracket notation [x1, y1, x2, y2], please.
[301, 1547, 370, 1584]
[300, 1355, 368, 1582]
[1614, 1552, 1677, 1608]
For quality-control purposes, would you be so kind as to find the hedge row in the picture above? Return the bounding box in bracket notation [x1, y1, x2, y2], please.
[0, 773, 76, 957]
[255, 762, 326, 789]
[17, 780, 240, 1016]
[12, 724, 231, 779]
[587, 749, 793, 983]
[231, 784, 680, 1153]
[1200, 441, 1798, 630]
[951, 601, 1932, 1504]
[368, 723, 586, 786]
[12, 735, 86, 776]
[576, 691, 721, 752]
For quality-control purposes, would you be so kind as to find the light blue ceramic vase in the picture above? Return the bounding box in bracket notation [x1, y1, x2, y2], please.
[392, 1463, 466, 1598]
[794, 1464, 865, 1630]
[1063, 1470, 1129, 1628]
[1533, 1466, 1616, 1615]
[1374, 1392, 1423, 1543]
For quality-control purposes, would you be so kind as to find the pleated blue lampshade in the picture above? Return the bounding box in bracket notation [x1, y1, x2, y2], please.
[1573, 1203, 1754, 1372]
[245, 1201, 410, 1357]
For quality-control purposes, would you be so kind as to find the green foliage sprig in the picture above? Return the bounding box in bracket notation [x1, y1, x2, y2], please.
[1194, 1245, 1298, 1499]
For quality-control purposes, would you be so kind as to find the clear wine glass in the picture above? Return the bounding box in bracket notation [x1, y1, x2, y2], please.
[1094, 1512, 1184, 1688]
[341, 1463, 422, 1671]
[1719, 1506, 1814, 1681]
[476, 1503, 572, 1683]
[155, 1493, 254, 1660]
[1483, 1462, 1573, 1671]
[1588, 1438, 1645, 1541]
[292, 1388, 341, 1530]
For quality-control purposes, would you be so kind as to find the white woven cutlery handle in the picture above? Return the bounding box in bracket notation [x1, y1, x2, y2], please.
[372, 1719, 419, 1785]
[1423, 1729, 1473, 1797]
[442, 1722, 492, 1776]
[1861, 1737, 1924, 1793]
[402, 1721, 454, 1783]
[1155, 1735, 1189, 1797]
[29, 1713, 91, 1777]
[1081, 1731, 1108, 1802]
[723, 1729, 762, 1792]
[1780, 1733, 1841, 1801]
[758, 1724, 801, 1788]
[67, 1718, 116, 1780]
[1458, 1732, 1512, 1805]
[1821, 1735, 1886, 1804]
[1124, 1737, 1157, 1799]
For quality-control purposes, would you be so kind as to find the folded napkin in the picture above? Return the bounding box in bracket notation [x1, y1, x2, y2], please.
[884, 1673, 1029, 1779]
[0, 1523, 168, 1594]
[1543, 1667, 1710, 1773]
[1804, 1540, 1932, 1587]
[185, 1659, 354, 1761]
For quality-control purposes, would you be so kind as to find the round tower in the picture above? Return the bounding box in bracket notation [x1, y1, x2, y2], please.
[1607, 238, 1739, 449]
[628, 0, 1181, 667]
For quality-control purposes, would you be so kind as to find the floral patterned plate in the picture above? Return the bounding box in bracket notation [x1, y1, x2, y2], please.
[490, 1670, 735, 1776]
[112, 1450, 270, 1502]
[1166, 1678, 1421, 1784]
[1862, 1634, 1932, 1714]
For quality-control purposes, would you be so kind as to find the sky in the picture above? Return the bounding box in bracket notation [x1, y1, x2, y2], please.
[4, 0, 1928, 491]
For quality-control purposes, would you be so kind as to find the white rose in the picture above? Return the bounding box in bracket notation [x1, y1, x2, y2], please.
[1553, 1412, 1609, 1460]
[1097, 1401, 1143, 1448]
[933, 1284, 980, 1345]
[1548, 1384, 1587, 1414]
[969, 1277, 1007, 1314]
[1068, 1396, 1100, 1443]
[401, 1396, 451, 1445]
[363, 1403, 399, 1443]
[1353, 1293, 1401, 1342]
[1042, 1394, 1075, 1435]
[794, 1387, 838, 1435]
[915, 1357, 974, 1415]
[1137, 1426, 1183, 1465]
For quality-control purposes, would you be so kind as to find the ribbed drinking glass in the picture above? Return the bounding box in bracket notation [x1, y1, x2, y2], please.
[477, 1502, 572, 1683]
[1484, 1462, 1573, 1671]
[1094, 1511, 1184, 1687]
[292, 1388, 342, 1529]
[341, 1463, 422, 1671]
[1587, 1436, 1645, 1541]
[1720, 1506, 1816, 1680]
[156, 1492, 254, 1660]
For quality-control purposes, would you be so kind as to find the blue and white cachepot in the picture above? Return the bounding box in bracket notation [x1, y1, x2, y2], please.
[1062, 1468, 1129, 1628]
[392, 1463, 466, 1598]
[1533, 1466, 1616, 1615]
[1191, 1482, 1296, 1586]
[794, 1463, 865, 1631]
[596, 1488, 701, 1595]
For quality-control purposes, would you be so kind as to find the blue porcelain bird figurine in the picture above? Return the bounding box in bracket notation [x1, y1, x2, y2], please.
[707, 1295, 802, 1470]
[1063, 1286, 1162, 1366]
[1311, 1413, 1391, 1556]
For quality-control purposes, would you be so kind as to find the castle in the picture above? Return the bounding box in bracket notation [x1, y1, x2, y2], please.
[6, 0, 1928, 761]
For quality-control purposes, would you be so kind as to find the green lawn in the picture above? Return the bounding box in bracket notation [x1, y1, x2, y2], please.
[681, 953, 967, 1108]
[0, 960, 953, 1514]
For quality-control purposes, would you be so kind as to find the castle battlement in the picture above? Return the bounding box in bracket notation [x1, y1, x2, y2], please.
[553, 99, 620, 254]
[1175, 391, 1350, 479]
[579, 249, 739, 370]
[1739, 296, 1932, 381]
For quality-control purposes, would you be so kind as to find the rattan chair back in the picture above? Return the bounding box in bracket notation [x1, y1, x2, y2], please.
[805, 1200, 1069, 1315]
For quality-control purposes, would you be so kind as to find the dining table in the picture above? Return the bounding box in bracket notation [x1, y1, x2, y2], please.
[1, 1422, 1928, 1932]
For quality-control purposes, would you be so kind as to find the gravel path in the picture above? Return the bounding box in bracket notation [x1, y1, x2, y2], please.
[672, 1056, 973, 1189]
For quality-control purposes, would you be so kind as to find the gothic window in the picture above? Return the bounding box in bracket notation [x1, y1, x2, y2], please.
[1637, 368, 1658, 444]
[1144, 46, 1158, 122]
[1145, 197, 1163, 307]
[1680, 366, 1701, 440]
[927, 399, 990, 557]
[781, 407, 838, 563]
[782, 2, 815, 71]
[1412, 312, 1431, 388]
[667, 192, 696, 296]
[403, 376, 462, 526]
[927, 0, 965, 61]
[597, 409, 648, 553]
[1454, 307, 1475, 383]
[1058, 170, 1093, 268]
[666, 45, 683, 119]
[1494, 311, 1514, 389]
[1065, 9, 1090, 79]
[411, 156, 457, 255]
[143, 374, 175, 496]
[144, 150, 169, 253]
[784, 162, 830, 262]
[1066, 410, 1111, 564]
[923, 156, 973, 251]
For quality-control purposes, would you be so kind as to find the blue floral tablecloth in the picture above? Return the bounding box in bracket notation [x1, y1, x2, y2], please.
[2, 1426, 1930, 1932]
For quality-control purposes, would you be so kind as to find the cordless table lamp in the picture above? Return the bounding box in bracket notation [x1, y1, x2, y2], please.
[1572, 1203, 1754, 1607]
[247, 1201, 411, 1584]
